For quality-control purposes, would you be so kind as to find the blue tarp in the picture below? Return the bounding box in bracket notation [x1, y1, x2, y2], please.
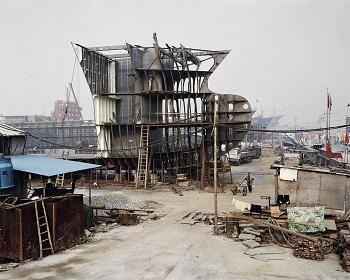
[10, 155, 101, 177]
[283, 137, 295, 144]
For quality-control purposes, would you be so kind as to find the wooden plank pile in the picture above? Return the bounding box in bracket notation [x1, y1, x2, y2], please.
[336, 229, 350, 272]
[181, 211, 216, 225]
[293, 238, 324, 261]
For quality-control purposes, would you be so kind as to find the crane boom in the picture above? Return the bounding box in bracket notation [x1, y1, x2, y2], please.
[69, 82, 83, 120]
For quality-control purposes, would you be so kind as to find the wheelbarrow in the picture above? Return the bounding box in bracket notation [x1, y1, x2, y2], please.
[230, 178, 248, 196]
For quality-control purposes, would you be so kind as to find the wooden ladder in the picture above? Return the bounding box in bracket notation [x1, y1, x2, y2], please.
[55, 148, 69, 187]
[135, 125, 149, 189]
[34, 199, 54, 258]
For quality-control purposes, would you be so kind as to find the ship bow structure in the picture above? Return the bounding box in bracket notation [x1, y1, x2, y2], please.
[73, 34, 252, 181]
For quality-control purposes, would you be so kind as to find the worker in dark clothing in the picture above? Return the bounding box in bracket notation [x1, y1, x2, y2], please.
[46, 178, 53, 188]
[246, 172, 254, 193]
[71, 175, 79, 193]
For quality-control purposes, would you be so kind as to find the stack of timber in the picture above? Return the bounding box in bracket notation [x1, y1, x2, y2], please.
[180, 211, 216, 225]
[337, 229, 350, 272]
[293, 238, 324, 261]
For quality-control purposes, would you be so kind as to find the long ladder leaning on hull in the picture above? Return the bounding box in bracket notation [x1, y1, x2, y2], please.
[135, 125, 149, 189]
[34, 198, 54, 258]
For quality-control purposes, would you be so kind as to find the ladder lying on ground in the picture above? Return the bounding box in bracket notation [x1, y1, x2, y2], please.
[135, 125, 149, 189]
[55, 148, 69, 187]
[34, 199, 54, 258]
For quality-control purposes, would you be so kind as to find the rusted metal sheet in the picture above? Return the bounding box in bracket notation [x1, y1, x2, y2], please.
[45, 195, 84, 251]
[0, 195, 84, 261]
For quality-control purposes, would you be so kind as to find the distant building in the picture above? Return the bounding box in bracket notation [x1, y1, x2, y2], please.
[0, 115, 51, 124]
[51, 100, 82, 122]
[11, 120, 97, 152]
[0, 89, 96, 153]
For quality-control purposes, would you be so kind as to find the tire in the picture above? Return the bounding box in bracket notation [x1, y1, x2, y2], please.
[247, 157, 252, 163]
[231, 186, 238, 195]
[242, 187, 247, 196]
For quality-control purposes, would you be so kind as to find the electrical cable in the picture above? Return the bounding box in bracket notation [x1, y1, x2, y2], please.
[267, 217, 295, 248]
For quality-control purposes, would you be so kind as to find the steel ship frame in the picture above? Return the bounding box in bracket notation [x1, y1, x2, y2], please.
[73, 34, 252, 186]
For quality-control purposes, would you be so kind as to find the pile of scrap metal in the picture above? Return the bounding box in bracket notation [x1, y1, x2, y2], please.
[0, 194, 85, 261]
[221, 210, 350, 271]
[335, 210, 350, 272]
[181, 210, 337, 260]
[337, 231, 350, 272]
[293, 238, 324, 261]
[223, 212, 333, 260]
[92, 205, 152, 226]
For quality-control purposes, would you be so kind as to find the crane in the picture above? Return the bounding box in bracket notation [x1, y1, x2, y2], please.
[69, 82, 83, 120]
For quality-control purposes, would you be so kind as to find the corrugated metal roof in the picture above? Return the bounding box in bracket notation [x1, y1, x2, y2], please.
[0, 124, 26, 137]
[10, 155, 101, 177]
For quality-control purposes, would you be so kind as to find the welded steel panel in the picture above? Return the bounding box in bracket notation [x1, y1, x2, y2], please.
[73, 35, 252, 179]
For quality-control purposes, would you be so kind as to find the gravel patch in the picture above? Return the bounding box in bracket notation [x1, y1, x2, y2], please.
[83, 191, 171, 217]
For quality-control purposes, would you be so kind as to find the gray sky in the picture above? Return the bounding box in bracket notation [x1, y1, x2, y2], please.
[1, 0, 349, 128]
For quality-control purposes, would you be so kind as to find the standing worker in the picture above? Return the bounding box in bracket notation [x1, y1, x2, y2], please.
[247, 172, 254, 193]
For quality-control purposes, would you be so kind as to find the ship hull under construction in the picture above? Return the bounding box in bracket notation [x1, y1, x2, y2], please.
[73, 34, 252, 184]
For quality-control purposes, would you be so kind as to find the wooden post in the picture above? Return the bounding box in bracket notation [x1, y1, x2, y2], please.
[43, 180, 46, 198]
[200, 134, 206, 190]
[105, 165, 108, 185]
[89, 170, 92, 206]
[214, 96, 218, 235]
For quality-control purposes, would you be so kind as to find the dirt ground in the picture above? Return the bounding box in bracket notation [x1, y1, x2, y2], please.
[1, 148, 349, 280]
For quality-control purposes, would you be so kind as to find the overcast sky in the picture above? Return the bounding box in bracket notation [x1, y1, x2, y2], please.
[1, 0, 349, 128]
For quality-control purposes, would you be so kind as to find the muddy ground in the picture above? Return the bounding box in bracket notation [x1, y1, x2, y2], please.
[1, 148, 348, 279]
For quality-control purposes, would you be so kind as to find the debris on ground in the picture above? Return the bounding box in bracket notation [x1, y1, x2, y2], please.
[179, 208, 350, 271]
[336, 229, 350, 272]
[0, 262, 20, 272]
[83, 191, 172, 218]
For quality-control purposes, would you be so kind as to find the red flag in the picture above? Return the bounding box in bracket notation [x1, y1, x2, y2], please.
[346, 133, 349, 144]
[327, 93, 332, 111]
[326, 140, 333, 158]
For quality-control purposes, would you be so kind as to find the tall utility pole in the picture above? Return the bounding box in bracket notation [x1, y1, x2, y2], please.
[326, 88, 332, 166]
[213, 95, 218, 235]
[326, 88, 331, 139]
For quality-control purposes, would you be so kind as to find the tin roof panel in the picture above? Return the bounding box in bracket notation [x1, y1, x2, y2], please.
[10, 155, 100, 177]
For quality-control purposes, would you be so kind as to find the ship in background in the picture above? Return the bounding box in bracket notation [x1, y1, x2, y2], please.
[246, 110, 283, 145]
[72, 34, 252, 184]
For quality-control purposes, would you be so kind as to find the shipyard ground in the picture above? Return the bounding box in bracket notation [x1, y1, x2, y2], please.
[1, 148, 349, 280]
